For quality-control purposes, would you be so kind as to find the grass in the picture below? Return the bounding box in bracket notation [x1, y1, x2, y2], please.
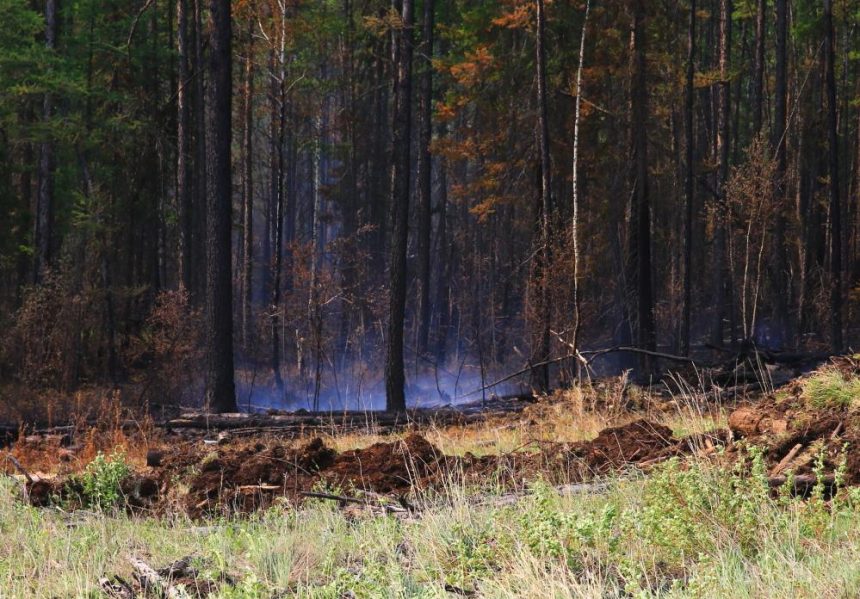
[3, 451, 860, 598]
[801, 367, 860, 409]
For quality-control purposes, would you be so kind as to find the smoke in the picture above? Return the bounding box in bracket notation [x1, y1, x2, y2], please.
[234, 364, 524, 413]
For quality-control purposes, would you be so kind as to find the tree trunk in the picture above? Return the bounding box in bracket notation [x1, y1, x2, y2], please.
[270, 14, 287, 392]
[533, 0, 552, 390]
[204, 0, 237, 412]
[752, 0, 765, 136]
[571, 0, 590, 355]
[681, 0, 696, 355]
[824, 0, 843, 351]
[772, 0, 790, 346]
[191, 0, 207, 304]
[415, 0, 434, 357]
[176, 0, 193, 292]
[711, 0, 731, 346]
[631, 0, 655, 368]
[241, 18, 254, 347]
[384, 0, 414, 412]
[34, 0, 58, 285]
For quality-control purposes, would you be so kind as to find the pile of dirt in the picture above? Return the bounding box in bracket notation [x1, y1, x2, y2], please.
[726, 362, 860, 481]
[574, 419, 675, 471]
[22, 420, 698, 517]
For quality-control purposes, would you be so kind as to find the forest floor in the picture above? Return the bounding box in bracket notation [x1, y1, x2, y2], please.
[5, 358, 860, 597]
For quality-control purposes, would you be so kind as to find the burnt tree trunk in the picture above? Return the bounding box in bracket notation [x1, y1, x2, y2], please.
[824, 0, 843, 351]
[34, 0, 58, 284]
[415, 0, 434, 357]
[682, 0, 696, 355]
[711, 0, 731, 346]
[772, 0, 790, 346]
[630, 0, 655, 369]
[533, 0, 552, 390]
[176, 0, 193, 293]
[204, 0, 237, 412]
[241, 18, 254, 347]
[385, 0, 414, 412]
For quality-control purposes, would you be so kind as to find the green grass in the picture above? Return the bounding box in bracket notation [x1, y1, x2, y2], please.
[3, 452, 860, 598]
[802, 368, 860, 409]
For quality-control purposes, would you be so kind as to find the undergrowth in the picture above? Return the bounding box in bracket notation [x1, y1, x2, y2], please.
[2, 451, 860, 598]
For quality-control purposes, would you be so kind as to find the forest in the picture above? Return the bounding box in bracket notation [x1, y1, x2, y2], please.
[7, 0, 860, 597]
[2, 0, 858, 416]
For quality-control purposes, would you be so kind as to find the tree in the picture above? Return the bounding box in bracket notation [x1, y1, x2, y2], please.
[241, 17, 254, 347]
[681, 0, 696, 356]
[824, 0, 842, 351]
[204, 0, 237, 412]
[630, 0, 654, 366]
[385, 0, 414, 413]
[176, 0, 193, 292]
[415, 0, 434, 358]
[771, 0, 790, 346]
[34, 0, 58, 285]
[533, 0, 552, 390]
[571, 0, 591, 355]
[711, 0, 732, 346]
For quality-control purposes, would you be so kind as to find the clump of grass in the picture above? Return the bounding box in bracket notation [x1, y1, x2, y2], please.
[802, 368, 860, 409]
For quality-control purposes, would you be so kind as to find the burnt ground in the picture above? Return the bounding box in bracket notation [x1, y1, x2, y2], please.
[14, 357, 860, 517]
[20, 417, 712, 517]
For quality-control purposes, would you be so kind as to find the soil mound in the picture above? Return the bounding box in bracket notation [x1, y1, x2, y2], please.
[22, 420, 701, 517]
[576, 419, 675, 472]
[324, 433, 446, 493]
[726, 362, 860, 481]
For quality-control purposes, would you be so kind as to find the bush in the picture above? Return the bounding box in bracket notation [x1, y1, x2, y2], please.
[74, 450, 132, 510]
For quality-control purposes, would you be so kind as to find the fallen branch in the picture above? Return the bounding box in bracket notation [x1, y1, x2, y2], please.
[300, 491, 408, 513]
[769, 444, 803, 477]
[2, 453, 33, 484]
[463, 347, 708, 397]
[580, 346, 698, 365]
[98, 576, 135, 599]
[130, 557, 191, 599]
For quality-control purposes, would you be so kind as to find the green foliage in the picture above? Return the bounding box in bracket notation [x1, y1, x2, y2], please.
[802, 369, 860, 409]
[73, 450, 132, 510]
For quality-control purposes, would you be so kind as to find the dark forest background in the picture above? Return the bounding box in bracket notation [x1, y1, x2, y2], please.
[1, 0, 859, 413]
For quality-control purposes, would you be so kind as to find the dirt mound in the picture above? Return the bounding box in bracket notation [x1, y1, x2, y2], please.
[577, 419, 675, 471]
[24, 421, 703, 517]
[184, 437, 337, 516]
[726, 368, 860, 481]
[324, 433, 446, 493]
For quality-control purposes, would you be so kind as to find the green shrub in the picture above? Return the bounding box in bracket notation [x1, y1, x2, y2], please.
[74, 450, 132, 510]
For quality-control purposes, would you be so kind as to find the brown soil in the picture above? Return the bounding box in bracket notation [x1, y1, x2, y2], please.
[725, 359, 860, 482]
[22, 419, 690, 517]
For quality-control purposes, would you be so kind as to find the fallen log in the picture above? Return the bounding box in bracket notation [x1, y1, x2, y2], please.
[2, 453, 33, 484]
[768, 474, 836, 490]
[130, 557, 191, 599]
[164, 406, 521, 432]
